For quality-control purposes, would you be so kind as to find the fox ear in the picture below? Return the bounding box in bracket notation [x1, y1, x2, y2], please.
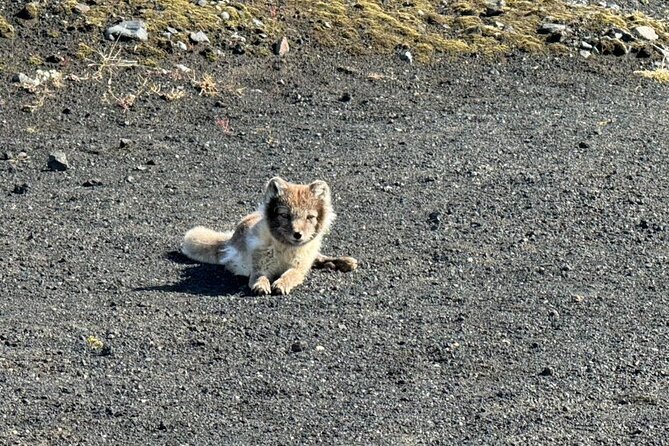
[309, 180, 330, 201]
[265, 177, 287, 202]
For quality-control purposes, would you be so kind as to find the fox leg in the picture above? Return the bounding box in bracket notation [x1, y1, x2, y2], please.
[249, 251, 272, 295]
[313, 254, 358, 272]
[271, 267, 309, 295]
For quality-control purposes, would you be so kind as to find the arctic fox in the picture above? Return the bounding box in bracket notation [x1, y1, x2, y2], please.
[181, 177, 358, 295]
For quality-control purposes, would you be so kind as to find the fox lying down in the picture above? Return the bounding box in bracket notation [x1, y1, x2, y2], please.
[181, 177, 358, 295]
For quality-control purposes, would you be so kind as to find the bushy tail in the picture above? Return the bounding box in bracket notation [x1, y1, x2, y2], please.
[181, 226, 233, 264]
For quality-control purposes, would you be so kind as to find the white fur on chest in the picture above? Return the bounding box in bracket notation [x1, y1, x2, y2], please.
[220, 233, 321, 278]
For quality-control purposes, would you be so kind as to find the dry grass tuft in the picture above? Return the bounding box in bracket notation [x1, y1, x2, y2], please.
[634, 68, 669, 82]
[194, 74, 218, 97]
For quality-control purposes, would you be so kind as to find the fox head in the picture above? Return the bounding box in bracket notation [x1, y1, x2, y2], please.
[263, 177, 335, 246]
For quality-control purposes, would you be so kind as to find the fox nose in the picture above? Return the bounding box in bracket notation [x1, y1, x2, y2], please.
[293, 232, 302, 240]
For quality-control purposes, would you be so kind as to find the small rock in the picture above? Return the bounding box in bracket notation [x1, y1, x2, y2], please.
[339, 91, 351, 102]
[273, 36, 289, 57]
[175, 64, 191, 73]
[119, 138, 133, 148]
[47, 151, 69, 171]
[126, 175, 135, 183]
[252, 18, 264, 28]
[539, 367, 553, 376]
[290, 341, 306, 353]
[315, 345, 325, 352]
[399, 50, 413, 64]
[221, 11, 230, 21]
[105, 20, 148, 42]
[18, 2, 40, 20]
[196, 0, 207, 5]
[12, 73, 35, 85]
[538, 23, 567, 34]
[12, 183, 30, 194]
[166, 26, 178, 34]
[633, 25, 658, 41]
[428, 211, 442, 230]
[82, 179, 103, 187]
[45, 54, 65, 64]
[483, 0, 505, 17]
[73, 3, 90, 14]
[189, 31, 210, 44]
[176, 41, 188, 51]
[580, 41, 593, 50]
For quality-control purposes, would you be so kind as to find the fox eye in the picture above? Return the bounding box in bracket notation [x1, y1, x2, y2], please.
[307, 214, 317, 221]
[279, 212, 290, 219]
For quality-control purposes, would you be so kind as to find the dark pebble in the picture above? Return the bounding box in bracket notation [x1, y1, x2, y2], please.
[290, 341, 306, 353]
[82, 179, 103, 187]
[12, 183, 30, 194]
[539, 367, 553, 376]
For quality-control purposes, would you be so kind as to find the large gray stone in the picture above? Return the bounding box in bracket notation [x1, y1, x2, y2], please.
[633, 26, 658, 41]
[105, 20, 148, 42]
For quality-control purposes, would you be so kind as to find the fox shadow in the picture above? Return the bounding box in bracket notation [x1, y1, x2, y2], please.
[135, 251, 247, 297]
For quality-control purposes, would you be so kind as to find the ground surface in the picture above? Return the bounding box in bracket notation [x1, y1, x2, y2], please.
[2, 9, 669, 446]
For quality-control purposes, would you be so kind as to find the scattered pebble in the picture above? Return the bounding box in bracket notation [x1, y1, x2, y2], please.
[47, 151, 69, 171]
[105, 20, 148, 42]
[73, 3, 90, 14]
[633, 26, 658, 42]
[221, 11, 230, 21]
[190, 31, 210, 44]
[176, 41, 188, 51]
[45, 54, 65, 64]
[126, 175, 135, 183]
[82, 179, 103, 187]
[274, 36, 290, 57]
[119, 138, 133, 148]
[290, 341, 306, 353]
[538, 367, 553, 376]
[315, 345, 325, 352]
[428, 211, 442, 230]
[399, 50, 413, 64]
[484, 0, 505, 17]
[538, 23, 567, 34]
[12, 183, 30, 194]
[12, 73, 34, 85]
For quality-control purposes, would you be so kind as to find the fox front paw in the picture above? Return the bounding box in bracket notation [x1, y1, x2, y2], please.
[251, 276, 272, 295]
[271, 278, 295, 295]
